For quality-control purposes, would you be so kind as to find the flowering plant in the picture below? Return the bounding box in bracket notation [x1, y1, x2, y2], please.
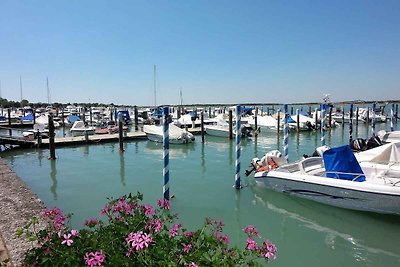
[17, 192, 276, 266]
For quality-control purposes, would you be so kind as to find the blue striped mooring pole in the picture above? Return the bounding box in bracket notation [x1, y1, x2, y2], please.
[391, 103, 394, 132]
[234, 105, 242, 189]
[349, 103, 354, 145]
[372, 103, 376, 136]
[320, 104, 326, 146]
[163, 106, 170, 200]
[283, 104, 289, 162]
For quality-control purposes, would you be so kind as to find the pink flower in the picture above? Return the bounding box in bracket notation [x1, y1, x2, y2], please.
[84, 218, 100, 227]
[113, 198, 133, 215]
[126, 231, 153, 252]
[169, 223, 182, 237]
[143, 204, 155, 216]
[61, 233, 73, 246]
[42, 207, 66, 230]
[261, 240, 277, 260]
[242, 225, 260, 237]
[246, 237, 258, 251]
[157, 198, 170, 210]
[146, 219, 163, 233]
[215, 233, 230, 244]
[84, 251, 106, 267]
[71, 229, 80, 237]
[183, 231, 194, 238]
[182, 243, 192, 254]
[188, 262, 198, 267]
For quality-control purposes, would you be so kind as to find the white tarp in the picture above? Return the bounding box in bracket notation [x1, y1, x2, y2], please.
[370, 142, 400, 165]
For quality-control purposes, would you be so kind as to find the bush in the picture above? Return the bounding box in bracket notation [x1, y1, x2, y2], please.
[17, 193, 276, 266]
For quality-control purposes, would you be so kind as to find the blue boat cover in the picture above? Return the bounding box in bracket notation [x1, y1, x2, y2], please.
[67, 115, 81, 123]
[21, 113, 34, 121]
[287, 116, 296, 123]
[322, 145, 366, 182]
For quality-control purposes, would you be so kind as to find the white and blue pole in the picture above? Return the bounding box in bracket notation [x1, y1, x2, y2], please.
[372, 103, 376, 136]
[283, 104, 289, 162]
[163, 106, 170, 200]
[234, 105, 242, 189]
[320, 104, 326, 146]
[391, 103, 394, 132]
[349, 103, 354, 145]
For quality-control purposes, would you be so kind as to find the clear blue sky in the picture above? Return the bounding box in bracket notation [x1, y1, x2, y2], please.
[1, 0, 399, 106]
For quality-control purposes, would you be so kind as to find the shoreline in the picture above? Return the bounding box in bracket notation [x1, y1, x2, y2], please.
[0, 159, 45, 266]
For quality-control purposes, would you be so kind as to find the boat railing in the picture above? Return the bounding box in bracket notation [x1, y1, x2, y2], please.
[325, 171, 365, 182]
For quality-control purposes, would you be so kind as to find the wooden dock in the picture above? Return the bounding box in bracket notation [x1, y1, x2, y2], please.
[0, 134, 36, 148]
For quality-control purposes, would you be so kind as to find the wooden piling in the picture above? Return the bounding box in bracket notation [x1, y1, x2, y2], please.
[341, 106, 344, 124]
[89, 107, 93, 126]
[134, 105, 139, 130]
[277, 110, 281, 134]
[201, 111, 205, 143]
[366, 108, 370, 128]
[396, 104, 399, 122]
[355, 107, 359, 125]
[7, 109, 11, 136]
[118, 113, 124, 152]
[229, 110, 233, 139]
[33, 110, 36, 124]
[61, 109, 65, 127]
[48, 115, 56, 160]
[290, 106, 294, 115]
[314, 108, 318, 129]
[296, 108, 300, 132]
[328, 106, 332, 128]
[308, 106, 312, 115]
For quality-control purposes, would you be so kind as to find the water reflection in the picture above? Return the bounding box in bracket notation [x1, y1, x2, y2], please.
[250, 185, 400, 263]
[50, 159, 57, 200]
[143, 141, 195, 159]
[119, 152, 125, 186]
[37, 148, 44, 166]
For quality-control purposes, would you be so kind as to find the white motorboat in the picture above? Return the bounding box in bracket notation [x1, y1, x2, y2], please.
[36, 114, 60, 128]
[143, 123, 195, 144]
[70, 121, 96, 137]
[22, 124, 50, 140]
[248, 143, 400, 215]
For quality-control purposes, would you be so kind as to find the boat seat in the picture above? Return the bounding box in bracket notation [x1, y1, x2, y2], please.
[299, 157, 324, 174]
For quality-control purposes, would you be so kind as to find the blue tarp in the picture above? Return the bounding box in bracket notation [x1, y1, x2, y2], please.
[287, 117, 296, 123]
[0, 116, 7, 122]
[21, 113, 34, 121]
[67, 115, 81, 123]
[323, 145, 365, 182]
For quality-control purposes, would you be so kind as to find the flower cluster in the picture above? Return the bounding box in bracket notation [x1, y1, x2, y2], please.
[18, 193, 277, 266]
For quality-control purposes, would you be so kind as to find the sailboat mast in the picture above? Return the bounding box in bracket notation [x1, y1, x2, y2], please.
[20, 76, 23, 102]
[47, 77, 50, 105]
[154, 65, 157, 109]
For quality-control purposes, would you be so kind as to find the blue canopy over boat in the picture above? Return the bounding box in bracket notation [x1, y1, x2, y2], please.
[323, 145, 366, 182]
[67, 115, 81, 123]
[21, 113, 34, 121]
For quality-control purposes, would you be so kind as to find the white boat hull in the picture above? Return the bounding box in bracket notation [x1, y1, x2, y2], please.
[71, 129, 95, 137]
[205, 126, 232, 137]
[255, 171, 400, 215]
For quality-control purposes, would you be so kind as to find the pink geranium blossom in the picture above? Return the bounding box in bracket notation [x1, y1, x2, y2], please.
[169, 223, 182, 237]
[182, 243, 193, 254]
[156, 198, 170, 210]
[61, 233, 73, 246]
[246, 238, 258, 251]
[242, 225, 260, 237]
[143, 204, 155, 216]
[126, 231, 154, 252]
[84, 251, 106, 267]
[262, 240, 277, 259]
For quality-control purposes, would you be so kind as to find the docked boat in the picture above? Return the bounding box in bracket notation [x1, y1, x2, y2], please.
[143, 123, 195, 144]
[22, 124, 50, 140]
[70, 121, 96, 137]
[248, 143, 400, 215]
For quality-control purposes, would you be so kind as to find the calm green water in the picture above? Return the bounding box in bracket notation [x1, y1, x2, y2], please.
[2, 122, 400, 266]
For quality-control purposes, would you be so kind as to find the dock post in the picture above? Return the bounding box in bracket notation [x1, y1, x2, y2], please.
[277, 109, 281, 134]
[33, 109, 36, 125]
[229, 109, 233, 139]
[355, 107, 359, 125]
[296, 108, 300, 132]
[234, 105, 242, 189]
[283, 104, 289, 162]
[134, 105, 139, 131]
[163, 106, 170, 200]
[254, 107, 258, 135]
[290, 106, 294, 115]
[308, 106, 312, 115]
[7, 108, 11, 136]
[82, 108, 86, 124]
[396, 104, 399, 122]
[391, 103, 394, 132]
[314, 108, 318, 129]
[328, 106, 332, 128]
[366, 108, 370, 128]
[372, 103, 376, 136]
[208, 107, 211, 118]
[341, 106, 344, 124]
[48, 114, 56, 160]
[201, 111, 205, 143]
[321, 104, 326, 146]
[118, 113, 124, 152]
[349, 103, 353, 145]
[89, 107, 93, 126]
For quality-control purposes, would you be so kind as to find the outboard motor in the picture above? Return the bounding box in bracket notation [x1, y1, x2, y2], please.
[350, 138, 367, 151]
[304, 145, 330, 158]
[366, 135, 382, 150]
[245, 150, 287, 176]
[240, 126, 253, 137]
